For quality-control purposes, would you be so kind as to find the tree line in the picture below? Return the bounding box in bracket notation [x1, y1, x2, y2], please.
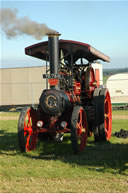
[103, 67, 128, 76]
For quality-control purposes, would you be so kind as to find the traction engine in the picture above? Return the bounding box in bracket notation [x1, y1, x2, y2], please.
[18, 33, 112, 154]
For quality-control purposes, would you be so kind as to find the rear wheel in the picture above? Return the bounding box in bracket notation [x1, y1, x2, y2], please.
[93, 88, 112, 142]
[98, 88, 112, 141]
[18, 106, 38, 152]
[71, 106, 88, 154]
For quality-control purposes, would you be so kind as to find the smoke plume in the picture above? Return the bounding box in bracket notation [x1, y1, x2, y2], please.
[0, 8, 57, 40]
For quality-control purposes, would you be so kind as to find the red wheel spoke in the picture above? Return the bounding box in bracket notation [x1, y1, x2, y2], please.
[105, 111, 110, 119]
[78, 109, 88, 151]
[104, 90, 112, 140]
[24, 131, 28, 136]
[77, 110, 83, 134]
[104, 98, 108, 104]
[24, 124, 32, 131]
[27, 115, 31, 128]
[26, 134, 31, 150]
[77, 122, 81, 130]
[79, 110, 82, 124]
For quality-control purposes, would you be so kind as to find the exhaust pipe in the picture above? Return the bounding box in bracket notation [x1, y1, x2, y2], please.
[48, 32, 61, 76]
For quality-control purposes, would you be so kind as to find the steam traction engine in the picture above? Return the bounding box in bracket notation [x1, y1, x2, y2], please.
[18, 33, 112, 154]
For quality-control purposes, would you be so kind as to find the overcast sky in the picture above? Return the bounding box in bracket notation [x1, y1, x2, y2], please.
[1, 0, 128, 69]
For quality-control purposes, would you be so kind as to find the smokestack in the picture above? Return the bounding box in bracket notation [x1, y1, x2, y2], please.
[48, 32, 61, 75]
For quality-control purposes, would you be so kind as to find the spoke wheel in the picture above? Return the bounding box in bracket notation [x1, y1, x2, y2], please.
[98, 88, 112, 141]
[18, 106, 38, 152]
[71, 106, 88, 154]
[85, 67, 96, 97]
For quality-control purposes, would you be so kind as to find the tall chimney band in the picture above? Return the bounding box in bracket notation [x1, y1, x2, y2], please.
[48, 33, 60, 75]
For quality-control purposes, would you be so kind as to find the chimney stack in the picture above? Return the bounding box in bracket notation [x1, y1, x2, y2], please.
[47, 32, 61, 76]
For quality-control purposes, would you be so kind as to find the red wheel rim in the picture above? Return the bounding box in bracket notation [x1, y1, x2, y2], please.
[24, 108, 38, 151]
[77, 108, 88, 151]
[104, 91, 112, 140]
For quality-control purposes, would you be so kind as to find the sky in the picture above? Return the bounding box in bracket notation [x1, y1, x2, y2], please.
[0, 0, 128, 69]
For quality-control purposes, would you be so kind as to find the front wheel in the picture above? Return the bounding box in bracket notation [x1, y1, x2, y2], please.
[18, 106, 38, 152]
[71, 106, 88, 154]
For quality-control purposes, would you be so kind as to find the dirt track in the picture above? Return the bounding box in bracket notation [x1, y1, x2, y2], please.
[112, 115, 128, 120]
[0, 116, 19, 120]
[0, 114, 127, 120]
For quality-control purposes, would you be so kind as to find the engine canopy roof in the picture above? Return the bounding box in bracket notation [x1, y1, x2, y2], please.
[25, 39, 110, 63]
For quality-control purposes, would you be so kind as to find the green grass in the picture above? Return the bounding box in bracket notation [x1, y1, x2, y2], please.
[0, 111, 128, 193]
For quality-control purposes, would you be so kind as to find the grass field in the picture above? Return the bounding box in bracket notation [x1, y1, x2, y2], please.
[0, 110, 128, 193]
[103, 75, 109, 85]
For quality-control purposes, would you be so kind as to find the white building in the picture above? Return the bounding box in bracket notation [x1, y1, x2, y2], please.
[0, 66, 46, 106]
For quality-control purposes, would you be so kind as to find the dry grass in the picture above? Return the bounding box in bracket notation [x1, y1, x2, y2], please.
[1, 175, 128, 193]
[0, 110, 128, 193]
[0, 112, 19, 120]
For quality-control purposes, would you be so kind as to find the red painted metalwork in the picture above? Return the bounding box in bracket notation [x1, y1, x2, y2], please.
[95, 69, 100, 87]
[104, 90, 112, 140]
[74, 82, 81, 95]
[48, 79, 59, 86]
[23, 108, 38, 151]
[39, 128, 49, 133]
[39, 127, 70, 134]
[56, 128, 70, 133]
[85, 67, 96, 97]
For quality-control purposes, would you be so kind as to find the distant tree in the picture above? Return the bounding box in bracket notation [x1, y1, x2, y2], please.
[103, 68, 128, 76]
